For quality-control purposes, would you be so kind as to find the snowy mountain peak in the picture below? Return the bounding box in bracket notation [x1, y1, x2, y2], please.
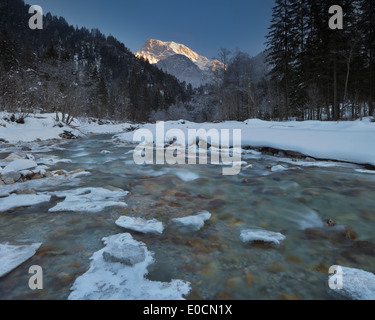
[136, 39, 224, 73]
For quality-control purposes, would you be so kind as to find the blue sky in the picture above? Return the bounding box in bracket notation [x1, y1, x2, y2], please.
[28, 0, 275, 58]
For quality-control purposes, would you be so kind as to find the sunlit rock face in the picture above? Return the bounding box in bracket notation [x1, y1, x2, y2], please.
[136, 39, 225, 87]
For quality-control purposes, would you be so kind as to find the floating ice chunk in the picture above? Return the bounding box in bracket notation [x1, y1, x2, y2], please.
[240, 228, 286, 246]
[0, 174, 81, 197]
[329, 266, 375, 300]
[0, 243, 42, 277]
[49, 187, 128, 213]
[0, 193, 51, 212]
[271, 165, 288, 172]
[355, 169, 375, 175]
[100, 150, 112, 155]
[70, 171, 91, 178]
[116, 216, 164, 235]
[172, 211, 211, 231]
[2, 159, 38, 174]
[69, 233, 190, 300]
[174, 171, 200, 182]
[37, 156, 73, 166]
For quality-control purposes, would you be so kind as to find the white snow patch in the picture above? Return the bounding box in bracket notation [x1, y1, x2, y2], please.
[0, 243, 42, 277]
[172, 211, 211, 231]
[114, 118, 375, 168]
[68, 233, 190, 300]
[116, 216, 164, 235]
[240, 228, 286, 246]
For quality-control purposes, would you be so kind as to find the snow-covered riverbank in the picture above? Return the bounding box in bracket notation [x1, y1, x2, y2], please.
[114, 118, 375, 168]
[0, 112, 132, 144]
[2, 113, 375, 169]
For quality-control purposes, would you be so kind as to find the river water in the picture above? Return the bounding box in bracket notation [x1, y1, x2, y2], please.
[1, 134, 375, 300]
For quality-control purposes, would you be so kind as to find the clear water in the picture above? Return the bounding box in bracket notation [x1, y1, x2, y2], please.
[1, 134, 375, 300]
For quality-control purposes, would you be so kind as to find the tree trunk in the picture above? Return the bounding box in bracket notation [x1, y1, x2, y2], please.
[333, 56, 339, 121]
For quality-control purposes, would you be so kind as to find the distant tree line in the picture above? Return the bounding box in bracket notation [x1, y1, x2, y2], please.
[265, 0, 375, 120]
[0, 0, 190, 123]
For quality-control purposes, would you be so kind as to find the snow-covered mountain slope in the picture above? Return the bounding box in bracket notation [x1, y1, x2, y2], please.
[156, 55, 206, 87]
[136, 39, 224, 86]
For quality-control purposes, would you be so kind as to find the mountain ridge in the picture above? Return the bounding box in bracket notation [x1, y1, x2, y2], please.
[136, 39, 225, 86]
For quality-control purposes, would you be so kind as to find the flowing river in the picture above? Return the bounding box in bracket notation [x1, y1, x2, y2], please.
[1, 133, 375, 300]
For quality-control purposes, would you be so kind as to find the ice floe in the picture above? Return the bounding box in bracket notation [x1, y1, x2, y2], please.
[68, 233, 190, 300]
[240, 228, 286, 246]
[355, 169, 375, 175]
[174, 171, 200, 182]
[0, 193, 51, 212]
[271, 165, 288, 172]
[37, 156, 73, 166]
[116, 216, 164, 235]
[172, 211, 211, 231]
[49, 187, 128, 213]
[1, 159, 38, 174]
[0, 243, 42, 278]
[329, 266, 375, 300]
[0, 174, 81, 197]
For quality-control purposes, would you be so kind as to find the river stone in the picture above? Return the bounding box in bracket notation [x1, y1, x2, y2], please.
[102, 243, 146, 266]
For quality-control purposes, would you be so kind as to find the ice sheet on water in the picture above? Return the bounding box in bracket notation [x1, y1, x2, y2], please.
[174, 171, 200, 182]
[0, 174, 82, 197]
[37, 156, 73, 166]
[0, 193, 51, 212]
[271, 165, 288, 172]
[68, 233, 190, 300]
[2, 159, 38, 174]
[48, 187, 128, 213]
[172, 211, 211, 232]
[0, 243, 42, 278]
[240, 228, 286, 246]
[116, 216, 164, 235]
[355, 169, 375, 175]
